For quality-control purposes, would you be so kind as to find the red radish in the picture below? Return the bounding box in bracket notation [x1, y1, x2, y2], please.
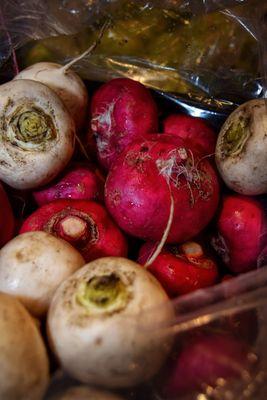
[20, 200, 128, 262]
[33, 166, 104, 206]
[138, 241, 218, 297]
[0, 183, 15, 247]
[90, 78, 158, 170]
[162, 333, 255, 397]
[105, 134, 220, 243]
[163, 114, 216, 156]
[211, 195, 266, 274]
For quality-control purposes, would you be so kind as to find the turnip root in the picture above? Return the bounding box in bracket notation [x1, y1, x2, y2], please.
[163, 114, 216, 156]
[33, 165, 104, 206]
[105, 135, 220, 243]
[48, 385, 125, 400]
[14, 62, 88, 132]
[0, 79, 75, 190]
[162, 333, 255, 397]
[0, 183, 15, 247]
[90, 78, 158, 170]
[215, 99, 267, 195]
[138, 241, 218, 297]
[47, 257, 174, 388]
[0, 292, 49, 400]
[0, 231, 85, 317]
[20, 200, 128, 262]
[211, 195, 266, 273]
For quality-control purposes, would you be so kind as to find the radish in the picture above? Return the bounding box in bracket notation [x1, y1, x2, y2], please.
[20, 200, 128, 262]
[0, 79, 75, 190]
[138, 241, 218, 297]
[0, 231, 85, 317]
[48, 385, 125, 400]
[163, 114, 216, 156]
[47, 257, 174, 388]
[105, 134, 220, 243]
[14, 62, 88, 132]
[162, 333, 255, 397]
[33, 165, 104, 206]
[90, 78, 158, 170]
[0, 292, 49, 400]
[0, 183, 15, 247]
[211, 195, 266, 274]
[215, 99, 267, 195]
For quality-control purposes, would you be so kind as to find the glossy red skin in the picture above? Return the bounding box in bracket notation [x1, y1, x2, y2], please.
[138, 242, 218, 297]
[90, 78, 158, 170]
[33, 166, 104, 206]
[0, 183, 15, 247]
[105, 134, 220, 243]
[163, 114, 216, 156]
[20, 200, 128, 262]
[163, 333, 252, 396]
[212, 195, 266, 274]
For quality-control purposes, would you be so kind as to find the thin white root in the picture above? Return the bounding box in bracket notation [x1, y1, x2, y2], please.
[61, 19, 110, 74]
[145, 188, 174, 268]
[75, 133, 90, 161]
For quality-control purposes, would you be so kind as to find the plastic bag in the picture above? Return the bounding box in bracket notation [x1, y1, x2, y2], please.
[0, 0, 266, 119]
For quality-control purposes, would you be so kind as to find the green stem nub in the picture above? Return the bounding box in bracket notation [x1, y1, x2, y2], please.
[76, 273, 131, 315]
[222, 115, 250, 158]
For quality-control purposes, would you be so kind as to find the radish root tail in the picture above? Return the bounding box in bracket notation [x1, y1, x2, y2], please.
[61, 19, 110, 74]
[145, 187, 174, 268]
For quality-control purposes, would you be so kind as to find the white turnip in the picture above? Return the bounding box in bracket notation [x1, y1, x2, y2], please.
[0, 79, 75, 189]
[15, 62, 88, 132]
[0, 231, 85, 317]
[48, 257, 174, 389]
[216, 99, 267, 195]
[0, 292, 49, 400]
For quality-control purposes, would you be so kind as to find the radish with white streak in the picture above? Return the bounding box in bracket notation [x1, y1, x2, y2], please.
[216, 99, 267, 195]
[48, 257, 174, 389]
[0, 79, 75, 189]
[0, 231, 85, 317]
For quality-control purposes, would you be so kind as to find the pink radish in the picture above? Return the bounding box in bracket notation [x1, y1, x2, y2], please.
[90, 78, 158, 170]
[162, 333, 255, 397]
[211, 195, 266, 273]
[105, 134, 220, 243]
[0, 183, 15, 247]
[138, 241, 218, 297]
[33, 165, 104, 206]
[20, 200, 128, 262]
[163, 114, 216, 156]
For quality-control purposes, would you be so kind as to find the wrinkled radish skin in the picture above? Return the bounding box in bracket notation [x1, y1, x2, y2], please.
[216, 99, 267, 195]
[105, 135, 219, 243]
[0, 293, 49, 400]
[48, 257, 174, 388]
[0, 231, 85, 317]
[0, 80, 75, 190]
[15, 62, 88, 131]
[90, 78, 158, 170]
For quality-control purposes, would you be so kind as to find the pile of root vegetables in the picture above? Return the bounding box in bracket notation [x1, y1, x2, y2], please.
[0, 60, 265, 400]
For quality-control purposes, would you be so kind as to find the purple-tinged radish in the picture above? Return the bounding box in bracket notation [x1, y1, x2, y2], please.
[0, 80, 75, 190]
[0, 231, 85, 317]
[48, 257, 174, 388]
[216, 99, 267, 195]
[105, 135, 220, 243]
[90, 78, 158, 170]
[33, 165, 104, 206]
